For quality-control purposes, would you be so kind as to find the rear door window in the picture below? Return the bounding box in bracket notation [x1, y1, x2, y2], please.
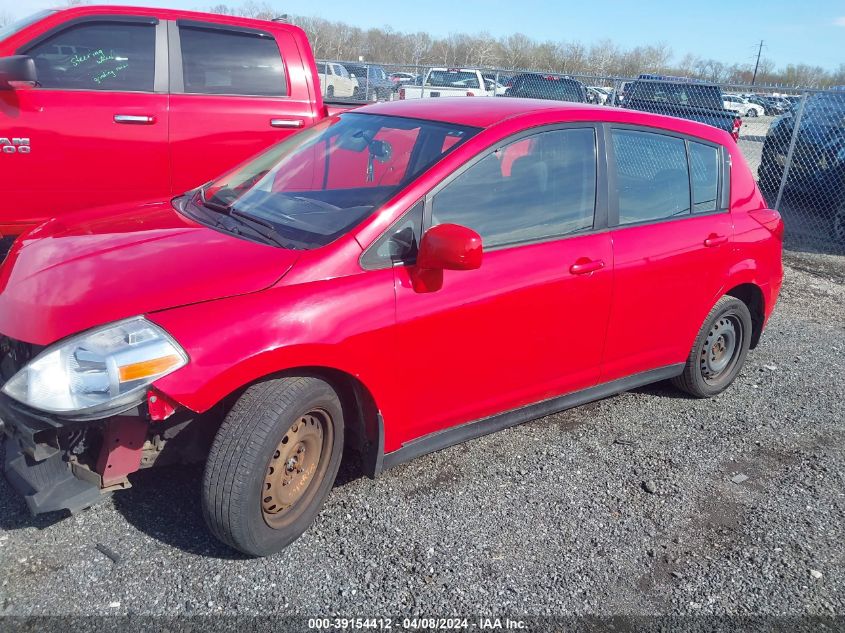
[689, 142, 720, 213]
[24, 20, 156, 91]
[611, 129, 691, 225]
[178, 24, 287, 96]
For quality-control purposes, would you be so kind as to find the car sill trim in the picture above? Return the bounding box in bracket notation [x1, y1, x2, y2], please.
[380, 363, 685, 472]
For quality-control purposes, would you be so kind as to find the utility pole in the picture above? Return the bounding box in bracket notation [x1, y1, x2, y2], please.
[751, 40, 764, 86]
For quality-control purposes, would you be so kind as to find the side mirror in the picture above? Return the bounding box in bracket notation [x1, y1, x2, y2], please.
[0, 56, 37, 89]
[417, 223, 482, 271]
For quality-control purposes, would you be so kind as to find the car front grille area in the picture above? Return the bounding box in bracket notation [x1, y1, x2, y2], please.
[0, 335, 42, 388]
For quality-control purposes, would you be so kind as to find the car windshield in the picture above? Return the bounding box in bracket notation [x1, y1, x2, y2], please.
[195, 113, 478, 249]
[526, 78, 583, 102]
[0, 9, 54, 41]
[803, 93, 845, 124]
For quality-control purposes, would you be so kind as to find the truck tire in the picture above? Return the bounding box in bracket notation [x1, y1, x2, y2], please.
[202, 376, 344, 557]
[671, 296, 752, 398]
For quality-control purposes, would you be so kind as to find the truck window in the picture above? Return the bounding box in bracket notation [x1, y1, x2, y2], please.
[611, 129, 691, 225]
[178, 25, 287, 96]
[23, 21, 155, 91]
[431, 128, 597, 248]
[426, 70, 481, 90]
[629, 82, 722, 110]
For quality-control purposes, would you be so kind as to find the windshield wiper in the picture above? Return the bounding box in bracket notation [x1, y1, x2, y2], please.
[228, 210, 293, 249]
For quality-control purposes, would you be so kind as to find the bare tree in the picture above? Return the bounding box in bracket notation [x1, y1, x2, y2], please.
[0, 11, 14, 27]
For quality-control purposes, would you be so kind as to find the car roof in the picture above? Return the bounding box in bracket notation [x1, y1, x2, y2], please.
[357, 98, 733, 145]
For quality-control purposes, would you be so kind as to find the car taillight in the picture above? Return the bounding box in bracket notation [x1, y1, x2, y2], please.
[749, 208, 784, 240]
[399, 88, 405, 100]
[466, 91, 474, 97]
[731, 117, 742, 141]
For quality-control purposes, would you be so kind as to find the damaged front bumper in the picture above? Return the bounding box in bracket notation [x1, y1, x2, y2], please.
[0, 394, 144, 515]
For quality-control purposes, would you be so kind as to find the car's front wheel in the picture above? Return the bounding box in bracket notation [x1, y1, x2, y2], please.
[202, 376, 344, 557]
[746, 108, 758, 118]
[672, 296, 753, 398]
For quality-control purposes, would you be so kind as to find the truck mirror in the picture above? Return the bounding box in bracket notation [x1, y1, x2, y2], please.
[0, 56, 38, 90]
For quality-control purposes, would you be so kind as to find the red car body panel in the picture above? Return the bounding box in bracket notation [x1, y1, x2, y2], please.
[0, 201, 298, 345]
[0, 5, 330, 237]
[0, 99, 784, 462]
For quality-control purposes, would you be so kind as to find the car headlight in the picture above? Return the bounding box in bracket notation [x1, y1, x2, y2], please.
[2, 317, 187, 418]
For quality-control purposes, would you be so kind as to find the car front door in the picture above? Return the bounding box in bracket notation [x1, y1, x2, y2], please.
[601, 126, 734, 383]
[168, 20, 318, 195]
[1, 15, 168, 234]
[392, 125, 614, 445]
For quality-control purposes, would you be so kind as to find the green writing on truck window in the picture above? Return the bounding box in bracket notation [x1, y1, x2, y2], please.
[93, 64, 129, 85]
[70, 49, 117, 67]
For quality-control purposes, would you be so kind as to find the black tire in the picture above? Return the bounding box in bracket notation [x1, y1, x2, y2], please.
[202, 376, 344, 557]
[671, 296, 753, 398]
[746, 108, 758, 118]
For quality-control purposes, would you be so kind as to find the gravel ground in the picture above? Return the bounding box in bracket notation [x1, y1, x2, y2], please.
[0, 248, 843, 621]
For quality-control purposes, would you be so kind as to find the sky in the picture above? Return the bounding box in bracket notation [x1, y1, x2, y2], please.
[1, 0, 843, 70]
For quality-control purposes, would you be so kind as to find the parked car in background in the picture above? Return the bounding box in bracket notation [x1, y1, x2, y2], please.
[0, 98, 782, 556]
[748, 95, 786, 116]
[317, 61, 357, 98]
[399, 68, 492, 99]
[723, 95, 765, 118]
[587, 86, 612, 104]
[504, 73, 587, 102]
[389, 71, 419, 87]
[345, 63, 394, 101]
[484, 77, 508, 96]
[758, 87, 845, 242]
[623, 76, 741, 140]
[0, 5, 350, 254]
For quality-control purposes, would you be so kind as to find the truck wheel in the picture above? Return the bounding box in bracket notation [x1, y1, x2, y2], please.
[671, 296, 752, 398]
[202, 376, 344, 557]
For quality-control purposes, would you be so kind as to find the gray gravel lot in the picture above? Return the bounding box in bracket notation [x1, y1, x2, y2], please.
[0, 248, 843, 619]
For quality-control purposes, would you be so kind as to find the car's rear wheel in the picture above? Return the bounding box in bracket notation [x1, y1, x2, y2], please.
[671, 296, 753, 398]
[202, 376, 344, 557]
[746, 108, 758, 118]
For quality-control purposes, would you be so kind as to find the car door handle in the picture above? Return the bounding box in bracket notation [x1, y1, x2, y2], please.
[704, 234, 728, 247]
[270, 118, 305, 129]
[569, 258, 605, 275]
[114, 114, 156, 124]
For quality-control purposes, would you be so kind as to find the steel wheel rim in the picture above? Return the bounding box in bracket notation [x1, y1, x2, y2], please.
[700, 314, 742, 383]
[262, 410, 330, 527]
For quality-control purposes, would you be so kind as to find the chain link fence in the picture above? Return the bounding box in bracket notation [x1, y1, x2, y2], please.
[317, 61, 845, 254]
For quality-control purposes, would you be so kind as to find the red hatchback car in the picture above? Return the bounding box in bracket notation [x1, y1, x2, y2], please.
[0, 98, 782, 556]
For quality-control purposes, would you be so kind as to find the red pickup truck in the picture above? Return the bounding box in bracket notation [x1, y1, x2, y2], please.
[0, 5, 342, 247]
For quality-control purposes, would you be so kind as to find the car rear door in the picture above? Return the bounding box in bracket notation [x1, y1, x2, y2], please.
[392, 125, 614, 445]
[601, 125, 734, 383]
[1, 14, 168, 235]
[168, 20, 319, 195]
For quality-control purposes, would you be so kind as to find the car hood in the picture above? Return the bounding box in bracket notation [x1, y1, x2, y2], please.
[0, 200, 299, 346]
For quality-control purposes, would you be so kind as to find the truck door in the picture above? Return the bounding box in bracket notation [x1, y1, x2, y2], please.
[168, 20, 319, 195]
[0, 16, 169, 236]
